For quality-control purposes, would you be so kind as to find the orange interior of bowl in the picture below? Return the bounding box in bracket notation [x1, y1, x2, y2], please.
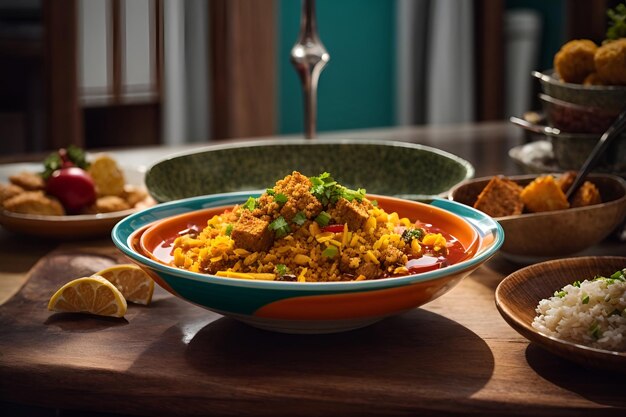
[140, 197, 480, 271]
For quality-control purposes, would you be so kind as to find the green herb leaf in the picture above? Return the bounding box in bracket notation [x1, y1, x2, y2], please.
[269, 216, 290, 238]
[275, 193, 288, 205]
[371, 200, 378, 207]
[293, 211, 307, 226]
[315, 211, 331, 227]
[309, 172, 367, 206]
[401, 228, 425, 244]
[322, 245, 339, 259]
[554, 290, 567, 298]
[275, 264, 288, 276]
[582, 294, 590, 304]
[225, 224, 233, 236]
[243, 197, 257, 211]
[572, 280, 581, 288]
[266, 188, 275, 196]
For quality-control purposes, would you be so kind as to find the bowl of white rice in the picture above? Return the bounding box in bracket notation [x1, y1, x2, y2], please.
[495, 256, 626, 372]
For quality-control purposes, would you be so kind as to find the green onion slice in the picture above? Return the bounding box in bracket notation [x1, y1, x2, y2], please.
[322, 245, 339, 259]
[315, 211, 331, 227]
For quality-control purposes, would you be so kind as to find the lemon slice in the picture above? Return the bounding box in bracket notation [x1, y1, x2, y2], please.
[96, 264, 155, 305]
[48, 276, 127, 318]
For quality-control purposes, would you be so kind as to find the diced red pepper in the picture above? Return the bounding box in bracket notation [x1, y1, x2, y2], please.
[321, 224, 345, 233]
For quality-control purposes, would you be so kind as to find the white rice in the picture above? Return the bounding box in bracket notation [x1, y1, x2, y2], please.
[532, 269, 626, 352]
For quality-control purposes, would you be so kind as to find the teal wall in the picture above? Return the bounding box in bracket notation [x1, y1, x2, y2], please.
[278, 0, 396, 135]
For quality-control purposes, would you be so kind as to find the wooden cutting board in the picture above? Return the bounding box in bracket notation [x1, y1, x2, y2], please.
[1, 245, 625, 416]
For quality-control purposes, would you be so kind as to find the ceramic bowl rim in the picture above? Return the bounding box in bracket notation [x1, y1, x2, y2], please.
[448, 173, 626, 222]
[112, 192, 503, 292]
[533, 70, 626, 92]
[145, 138, 476, 199]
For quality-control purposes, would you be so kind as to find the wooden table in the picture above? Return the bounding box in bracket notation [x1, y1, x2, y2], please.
[1, 122, 625, 416]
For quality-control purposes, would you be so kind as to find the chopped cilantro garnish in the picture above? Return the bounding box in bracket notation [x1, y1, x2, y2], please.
[275, 193, 288, 205]
[309, 172, 366, 206]
[266, 188, 275, 196]
[293, 211, 307, 226]
[401, 228, 425, 244]
[342, 188, 366, 202]
[275, 264, 288, 276]
[322, 245, 338, 259]
[315, 211, 331, 227]
[269, 216, 290, 238]
[225, 224, 233, 236]
[371, 200, 378, 207]
[243, 197, 257, 211]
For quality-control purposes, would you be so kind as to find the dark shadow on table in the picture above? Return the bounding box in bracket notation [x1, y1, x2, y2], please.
[185, 309, 495, 401]
[525, 343, 626, 409]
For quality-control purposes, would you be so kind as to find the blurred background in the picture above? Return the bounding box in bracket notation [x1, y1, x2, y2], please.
[0, 0, 621, 156]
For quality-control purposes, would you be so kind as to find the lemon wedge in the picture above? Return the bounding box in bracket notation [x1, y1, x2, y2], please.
[96, 264, 155, 305]
[48, 276, 127, 318]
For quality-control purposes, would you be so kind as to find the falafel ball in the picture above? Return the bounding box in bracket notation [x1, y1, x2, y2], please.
[554, 39, 598, 83]
[594, 38, 626, 85]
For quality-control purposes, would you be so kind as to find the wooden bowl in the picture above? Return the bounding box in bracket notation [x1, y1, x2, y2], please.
[449, 173, 626, 262]
[495, 256, 626, 372]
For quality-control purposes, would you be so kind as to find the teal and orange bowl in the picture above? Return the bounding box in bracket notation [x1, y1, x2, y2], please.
[112, 192, 504, 334]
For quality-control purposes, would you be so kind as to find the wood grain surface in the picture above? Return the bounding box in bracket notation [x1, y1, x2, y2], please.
[1, 244, 625, 416]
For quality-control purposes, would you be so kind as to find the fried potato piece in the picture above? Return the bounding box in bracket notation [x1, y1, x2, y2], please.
[3, 191, 65, 216]
[88, 155, 126, 197]
[554, 39, 598, 83]
[83, 196, 131, 214]
[556, 171, 577, 194]
[520, 175, 569, 213]
[0, 183, 24, 207]
[594, 38, 626, 85]
[570, 181, 602, 208]
[473, 176, 524, 217]
[9, 171, 45, 191]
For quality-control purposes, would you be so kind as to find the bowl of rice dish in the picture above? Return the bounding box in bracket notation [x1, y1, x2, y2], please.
[496, 256, 626, 372]
[113, 172, 504, 333]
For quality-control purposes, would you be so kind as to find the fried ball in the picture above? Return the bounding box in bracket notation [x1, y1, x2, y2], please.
[582, 72, 607, 86]
[594, 38, 626, 85]
[3, 191, 65, 216]
[88, 154, 126, 197]
[9, 171, 45, 191]
[554, 39, 598, 83]
[83, 196, 131, 214]
[122, 184, 149, 207]
[0, 183, 24, 207]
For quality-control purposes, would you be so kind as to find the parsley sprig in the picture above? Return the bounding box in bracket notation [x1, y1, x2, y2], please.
[309, 172, 366, 206]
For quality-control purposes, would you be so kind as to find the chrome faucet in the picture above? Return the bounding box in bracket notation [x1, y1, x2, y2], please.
[290, 0, 330, 139]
